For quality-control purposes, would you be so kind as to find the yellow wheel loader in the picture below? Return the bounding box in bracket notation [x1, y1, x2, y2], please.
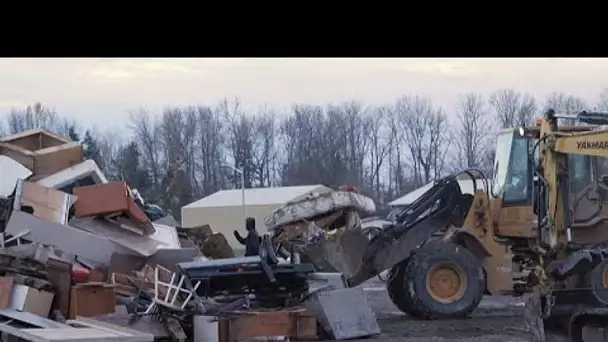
[269, 172, 514, 320]
[269, 109, 608, 341]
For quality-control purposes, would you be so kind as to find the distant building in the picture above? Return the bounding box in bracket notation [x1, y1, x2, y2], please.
[181, 184, 331, 249]
[386, 178, 490, 220]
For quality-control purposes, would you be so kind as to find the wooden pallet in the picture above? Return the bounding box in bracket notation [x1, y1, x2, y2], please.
[218, 308, 317, 342]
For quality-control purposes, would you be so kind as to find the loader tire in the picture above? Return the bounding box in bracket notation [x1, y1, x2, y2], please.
[386, 260, 422, 318]
[403, 242, 484, 319]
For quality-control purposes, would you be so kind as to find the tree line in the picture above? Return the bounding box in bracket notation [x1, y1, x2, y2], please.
[2, 89, 607, 218]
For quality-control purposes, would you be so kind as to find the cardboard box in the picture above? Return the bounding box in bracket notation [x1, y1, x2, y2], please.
[8, 284, 54, 317]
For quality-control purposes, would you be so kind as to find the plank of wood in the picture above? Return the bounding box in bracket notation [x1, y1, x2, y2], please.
[23, 328, 122, 338]
[0, 308, 73, 329]
[0, 276, 14, 309]
[46, 258, 72, 317]
[21, 327, 150, 341]
[70, 316, 155, 340]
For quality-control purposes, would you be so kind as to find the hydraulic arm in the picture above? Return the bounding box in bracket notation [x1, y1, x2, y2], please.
[347, 170, 484, 286]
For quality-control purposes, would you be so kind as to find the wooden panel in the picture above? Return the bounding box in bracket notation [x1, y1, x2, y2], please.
[18, 180, 73, 224]
[71, 316, 155, 340]
[3, 133, 48, 150]
[0, 144, 34, 171]
[34, 143, 84, 176]
[0, 130, 68, 151]
[23, 327, 123, 338]
[73, 182, 153, 234]
[0, 276, 14, 308]
[219, 309, 317, 342]
[46, 258, 73, 317]
[20, 327, 151, 341]
[74, 182, 129, 217]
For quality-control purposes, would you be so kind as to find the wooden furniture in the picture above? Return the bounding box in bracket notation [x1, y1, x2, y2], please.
[218, 308, 317, 342]
[69, 283, 116, 319]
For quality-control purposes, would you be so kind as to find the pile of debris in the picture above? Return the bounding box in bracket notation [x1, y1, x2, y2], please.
[0, 128, 382, 341]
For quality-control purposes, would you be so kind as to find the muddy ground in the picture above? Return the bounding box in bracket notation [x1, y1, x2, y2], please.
[329, 279, 570, 342]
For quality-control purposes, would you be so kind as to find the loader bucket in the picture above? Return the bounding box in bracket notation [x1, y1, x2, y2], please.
[305, 227, 371, 280]
[267, 191, 377, 279]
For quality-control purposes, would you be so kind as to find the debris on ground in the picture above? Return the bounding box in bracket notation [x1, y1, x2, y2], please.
[0, 128, 385, 341]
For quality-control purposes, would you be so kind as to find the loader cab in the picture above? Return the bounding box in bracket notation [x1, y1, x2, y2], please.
[490, 128, 538, 238]
[491, 128, 533, 205]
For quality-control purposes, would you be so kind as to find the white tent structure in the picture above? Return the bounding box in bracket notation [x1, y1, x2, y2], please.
[388, 179, 490, 207]
[181, 185, 331, 249]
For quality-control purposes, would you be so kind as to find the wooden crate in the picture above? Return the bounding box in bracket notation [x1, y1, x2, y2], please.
[69, 283, 116, 319]
[219, 308, 317, 342]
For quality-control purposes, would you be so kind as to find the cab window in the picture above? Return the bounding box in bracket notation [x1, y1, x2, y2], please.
[503, 135, 530, 203]
[568, 155, 592, 194]
[491, 131, 531, 204]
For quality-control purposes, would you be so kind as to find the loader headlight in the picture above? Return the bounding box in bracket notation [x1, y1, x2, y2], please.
[518, 127, 525, 136]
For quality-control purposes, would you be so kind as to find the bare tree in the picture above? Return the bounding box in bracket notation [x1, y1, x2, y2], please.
[544, 92, 586, 114]
[385, 106, 406, 198]
[158, 107, 199, 212]
[544, 92, 587, 125]
[281, 104, 351, 187]
[96, 129, 122, 176]
[218, 98, 256, 189]
[6, 102, 71, 135]
[428, 108, 451, 181]
[281, 104, 322, 185]
[10, 90, 600, 212]
[454, 93, 491, 171]
[366, 106, 393, 200]
[341, 101, 370, 187]
[129, 110, 164, 196]
[193, 106, 225, 196]
[597, 89, 608, 111]
[489, 89, 537, 128]
[251, 107, 279, 187]
[397, 95, 450, 187]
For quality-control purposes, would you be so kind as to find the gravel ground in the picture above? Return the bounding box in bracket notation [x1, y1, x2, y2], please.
[323, 278, 571, 342]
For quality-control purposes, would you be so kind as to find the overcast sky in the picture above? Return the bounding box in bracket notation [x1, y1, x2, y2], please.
[1, 58, 607, 129]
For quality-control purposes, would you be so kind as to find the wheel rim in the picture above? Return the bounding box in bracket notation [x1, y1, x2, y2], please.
[426, 263, 467, 304]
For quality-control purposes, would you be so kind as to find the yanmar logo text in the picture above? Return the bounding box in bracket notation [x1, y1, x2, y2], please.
[577, 141, 608, 149]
